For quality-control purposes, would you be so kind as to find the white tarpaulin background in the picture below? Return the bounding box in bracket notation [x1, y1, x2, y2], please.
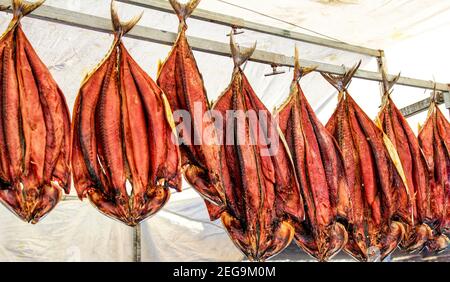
[0, 0, 449, 261]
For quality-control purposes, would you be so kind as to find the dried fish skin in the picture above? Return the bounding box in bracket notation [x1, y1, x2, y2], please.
[418, 98, 450, 253]
[322, 64, 410, 261]
[212, 35, 303, 261]
[157, 0, 226, 219]
[71, 1, 181, 226]
[377, 80, 431, 252]
[276, 49, 348, 261]
[0, 0, 71, 223]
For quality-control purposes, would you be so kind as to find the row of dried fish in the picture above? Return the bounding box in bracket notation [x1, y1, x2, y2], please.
[153, 0, 449, 262]
[0, 0, 447, 263]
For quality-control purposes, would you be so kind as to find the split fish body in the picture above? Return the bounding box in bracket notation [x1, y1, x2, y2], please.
[214, 40, 304, 260]
[157, 1, 225, 219]
[418, 103, 450, 252]
[378, 97, 431, 252]
[277, 54, 348, 261]
[322, 65, 410, 261]
[71, 1, 181, 226]
[0, 1, 71, 223]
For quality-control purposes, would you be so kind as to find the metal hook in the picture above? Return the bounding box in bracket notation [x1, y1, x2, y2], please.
[265, 63, 285, 77]
[226, 25, 244, 36]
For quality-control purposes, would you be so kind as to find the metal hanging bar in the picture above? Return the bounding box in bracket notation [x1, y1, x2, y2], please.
[400, 92, 445, 118]
[117, 0, 381, 57]
[0, 2, 447, 93]
[376, 50, 449, 118]
[445, 91, 450, 117]
[62, 195, 79, 201]
[133, 224, 142, 262]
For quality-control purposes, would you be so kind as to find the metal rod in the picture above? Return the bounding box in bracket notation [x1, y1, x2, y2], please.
[61, 195, 79, 201]
[118, 0, 381, 57]
[61, 195, 142, 262]
[444, 91, 450, 118]
[133, 224, 142, 262]
[0, 2, 447, 93]
[400, 92, 445, 118]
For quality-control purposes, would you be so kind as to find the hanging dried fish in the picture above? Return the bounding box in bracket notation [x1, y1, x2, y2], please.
[276, 48, 348, 261]
[418, 91, 450, 252]
[0, 0, 71, 223]
[157, 0, 226, 220]
[322, 63, 410, 261]
[71, 1, 181, 226]
[211, 34, 304, 261]
[376, 73, 433, 252]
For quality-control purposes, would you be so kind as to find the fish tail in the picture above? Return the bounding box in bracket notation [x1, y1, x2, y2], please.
[169, 0, 201, 25]
[110, 0, 143, 37]
[230, 33, 256, 69]
[12, 0, 45, 19]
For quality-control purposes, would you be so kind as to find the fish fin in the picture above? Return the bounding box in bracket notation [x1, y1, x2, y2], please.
[161, 93, 177, 135]
[157, 59, 164, 77]
[204, 200, 225, 221]
[379, 221, 405, 261]
[418, 122, 423, 133]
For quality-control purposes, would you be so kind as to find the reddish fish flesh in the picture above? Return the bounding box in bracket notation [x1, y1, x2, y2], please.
[212, 34, 304, 261]
[71, 1, 181, 226]
[418, 93, 450, 253]
[323, 63, 411, 261]
[0, 0, 71, 223]
[276, 48, 348, 261]
[157, 0, 226, 220]
[376, 73, 432, 253]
